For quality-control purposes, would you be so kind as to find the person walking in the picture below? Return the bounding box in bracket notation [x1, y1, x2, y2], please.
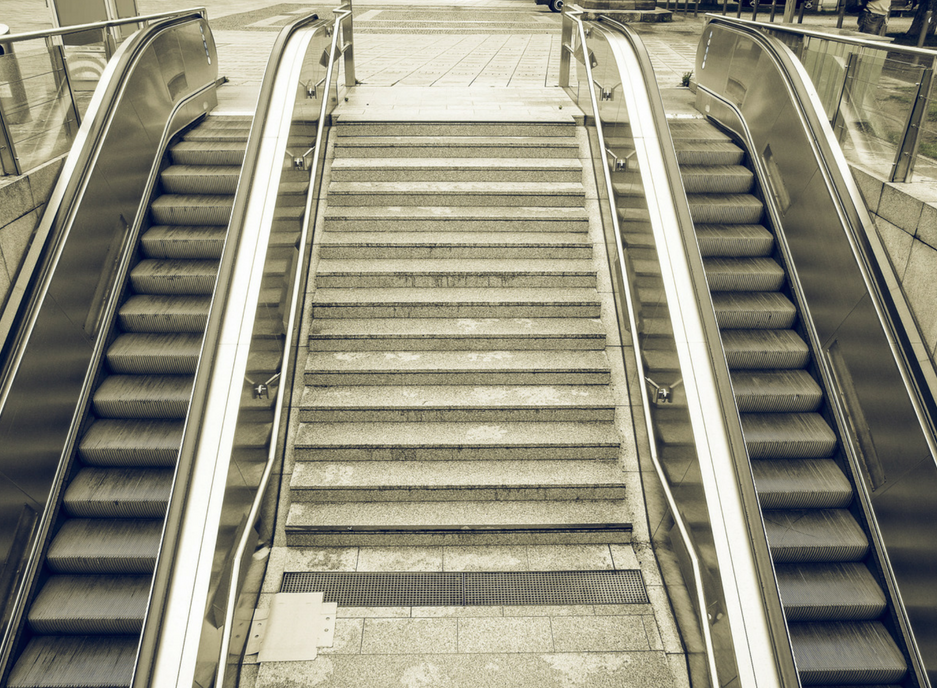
[858, 0, 889, 34]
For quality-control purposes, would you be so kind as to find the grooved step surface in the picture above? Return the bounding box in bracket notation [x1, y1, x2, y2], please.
[7, 636, 139, 688]
[695, 224, 774, 257]
[129, 259, 218, 294]
[140, 225, 227, 258]
[106, 333, 202, 374]
[63, 468, 174, 518]
[776, 563, 886, 621]
[752, 459, 852, 509]
[731, 370, 823, 412]
[712, 292, 797, 329]
[28, 575, 151, 634]
[703, 257, 785, 292]
[764, 509, 868, 562]
[78, 419, 183, 467]
[119, 295, 211, 332]
[46, 519, 162, 574]
[788, 622, 907, 684]
[741, 412, 837, 459]
[92, 375, 193, 418]
[720, 329, 811, 369]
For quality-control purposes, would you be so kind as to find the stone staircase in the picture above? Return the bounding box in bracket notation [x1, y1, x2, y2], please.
[284, 118, 633, 547]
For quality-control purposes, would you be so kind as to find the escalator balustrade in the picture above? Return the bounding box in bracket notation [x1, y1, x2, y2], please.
[7, 115, 250, 688]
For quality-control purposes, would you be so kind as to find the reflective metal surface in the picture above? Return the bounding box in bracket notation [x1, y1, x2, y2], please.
[562, 8, 795, 687]
[140, 7, 353, 687]
[0, 12, 218, 678]
[697, 17, 937, 684]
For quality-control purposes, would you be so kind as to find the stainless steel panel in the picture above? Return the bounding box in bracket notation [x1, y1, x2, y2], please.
[0, 13, 218, 650]
[697, 19, 937, 683]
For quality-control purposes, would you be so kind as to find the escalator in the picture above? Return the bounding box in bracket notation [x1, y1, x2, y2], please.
[671, 119, 909, 685]
[5, 114, 249, 688]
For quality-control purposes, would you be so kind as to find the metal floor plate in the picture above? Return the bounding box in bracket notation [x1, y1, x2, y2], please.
[280, 570, 648, 606]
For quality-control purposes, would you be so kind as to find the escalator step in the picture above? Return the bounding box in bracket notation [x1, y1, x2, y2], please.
[79, 419, 183, 467]
[63, 468, 174, 518]
[169, 141, 246, 166]
[720, 329, 810, 369]
[149, 194, 233, 226]
[731, 370, 822, 412]
[140, 225, 226, 259]
[776, 563, 887, 621]
[28, 575, 151, 634]
[119, 294, 211, 332]
[46, 519, 162, 573]
[681, 165, 754, 194]
[106, 333, 202, 374]
[160, 164, 240, 194]
[752, 459, 852, 508]
[93, 375, 193, 419]
[688, 194, 763, 224]
[673, 141, 744, 166]
[695, 224, 774, 257]
[712, 292, 796, 329]
[7, 635, 138, 688]
[703, 257, 785, 292]
[789, 621, 907, 685]
[130, 258, 218, 295]
[764, 509, 868, 562]
[741, 412, 837, 458]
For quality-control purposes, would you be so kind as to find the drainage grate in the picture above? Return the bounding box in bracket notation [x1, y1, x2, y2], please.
[280, 570, 648, 606]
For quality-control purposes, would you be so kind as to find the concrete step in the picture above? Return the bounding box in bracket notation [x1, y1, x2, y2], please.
[321, 205, 589, 232]
[309, 317, 605, 351]
[286, 499, 632, 546]
[318, 233, 591, 260]
[332, 136, 579, 159]
[326, 181, 585, 207]
[289, 459, 626, 502]
[329, 157, 582, 183]
[303, 350, 611, 386]
[292, 421, 620, 461]
[311, 287, 601, 319]
[313, 258, 596, 289]
[298, 385, 616, 422]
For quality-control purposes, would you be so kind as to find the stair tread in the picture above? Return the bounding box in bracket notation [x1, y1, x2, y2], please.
[775, 563, 886, 620]
[335, 135, 578, 147]
[7, 636, 138, 688]
[29, 575, 150, 633]
[295, 421, 620, 448]
[287, 499, 631, 529]
[764, 509, 868, 561]
[731, 369, 823, 412]
[63, 468, 173, 518]
[323, 206, 589, 220]
[696, 224, 774, 257]
[79, 419, 183, 466]
[106, 333, 202, 374]
[330, 157, 582, 170]
[788, 621, 906, 682]
[47, 519, 162, 573]
[313, 287, 600, 304]
[741, 412, 837, 458]
[291, 460, 625, 490]
[305, 349, 609, 373]
[752, 459, 852, 509]
[310, 317, 605, 338]
[721, 329, 810, 369]
[301, 385, 615, 410]
[319, 232, 589, 247]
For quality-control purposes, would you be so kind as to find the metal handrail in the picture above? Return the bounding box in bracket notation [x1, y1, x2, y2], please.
[0, 8, 207, 45]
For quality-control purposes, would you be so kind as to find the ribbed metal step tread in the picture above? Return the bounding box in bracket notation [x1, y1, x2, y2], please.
[7, 635, 138, 688]
[741, 412, 837, 458]
[776, 563, 886, 621]
[688, 194, 763, 224]
[752, 459, 852, 509]
[170, 140, 246, 165]
[673, 141, 744, 166]
[130, 258, 218, 294]
[720, 329, 810, 369]
[731, 369, 823, 412]
[140, 225, 226, 258]
[160, 164, 240, 194]
[92, 375, 193, 419]
[149, 193, 233, 225]
[764, 509, 868, 562]
[703, 257, 785, 292]
[788, 621, 907, 684]
[79, 419, 183, 467]
[681, 165, 754, 194]
[46, 519, 162, 573]
[119, 294, 211, 332]
[28, 575, 151, 634]
[695, 224, 774, 257]
[106, 333, 202, 374]
[669, 120, 734, 142]
[712, 291, 797, 329]
[63, 468, 174, 518]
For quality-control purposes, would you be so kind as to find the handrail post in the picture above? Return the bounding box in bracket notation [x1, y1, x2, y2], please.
[891, 64, 934, 182]
[559, 9, 573, 89]
[339, 1, 355, 88]
[0, 105, 18, 175]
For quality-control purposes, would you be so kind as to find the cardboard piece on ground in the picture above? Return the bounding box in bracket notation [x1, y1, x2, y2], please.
[257, 592, 324, 662]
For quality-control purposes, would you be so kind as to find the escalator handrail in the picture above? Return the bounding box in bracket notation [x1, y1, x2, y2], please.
[210, 8, 350, 686]
[0, 7, 208, 411]
[576, 10, 799, 685]
[131, 11, 330, 687]
[0, 8, 209, 45]
[705, 14, 937, 468]
[0, 12, 217, 682]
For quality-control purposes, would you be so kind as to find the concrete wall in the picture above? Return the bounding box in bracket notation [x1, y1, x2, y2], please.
[0, 159, 64, 313]
[853, 167, 937, 361]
